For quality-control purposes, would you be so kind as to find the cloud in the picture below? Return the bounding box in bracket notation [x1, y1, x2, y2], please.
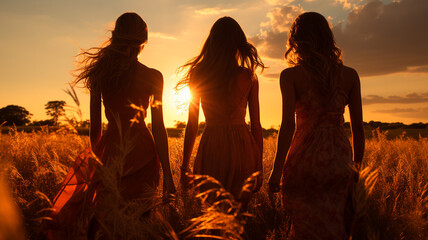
[249, 4, 303, 59]
[265, 0, 296, 5]
[374, 107, 418, 113]
[251, 0, 428, 76]
[407, 65, 428, 73]
[333, 0, 428, 76]
[362, 92, 428, 105]
[373, 106, 428, 120]
[334, 0, 368, 10]
[149, 32, 177, 40]
[194, 7, 237, 15]
[261, 73, 280, 79]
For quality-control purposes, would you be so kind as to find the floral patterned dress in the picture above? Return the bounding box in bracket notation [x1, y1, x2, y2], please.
[281, 88, 357, 239]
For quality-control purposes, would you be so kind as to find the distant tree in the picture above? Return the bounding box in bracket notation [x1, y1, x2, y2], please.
[80, 120, 90, 128]
[0, 105, 32, 126]
[388, 122, 405, 129]
[45, 101, 66, 126]
[30, 119, 55, 126]
[174, 121, 186, 129]
[408, 122, 428, 129]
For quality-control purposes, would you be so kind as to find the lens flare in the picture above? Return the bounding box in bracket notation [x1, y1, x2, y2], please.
[174, 86, 191, 113]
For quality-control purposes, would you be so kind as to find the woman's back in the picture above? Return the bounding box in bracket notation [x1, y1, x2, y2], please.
[269, 11, 364, 239]
[291, 65, 356, 109]
[200, 69, 254, 125]
[102, 63, 161, 127]
[193, 69, 262, 198]
[179, 16, 264, 202]
[285, 65, 359, 132]
[47, 12, 176, 239]
[278, 64, 359, 239]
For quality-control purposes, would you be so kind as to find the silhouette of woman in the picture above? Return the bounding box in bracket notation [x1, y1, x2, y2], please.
[177, 17, 265, 202]
[47, 12, 175, 238]
[268, 12, 364, 239]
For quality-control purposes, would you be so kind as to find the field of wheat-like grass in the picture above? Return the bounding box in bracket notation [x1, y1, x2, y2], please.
[0, 128, 427, 239]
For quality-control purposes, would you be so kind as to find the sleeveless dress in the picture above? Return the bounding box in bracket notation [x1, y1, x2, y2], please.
[281, 87, 357, 239]
[46, 77, 160, 238]
[193, 70, 262, 198]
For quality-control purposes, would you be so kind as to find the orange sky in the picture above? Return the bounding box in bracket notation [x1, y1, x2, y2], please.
[1, 0, 427, 128]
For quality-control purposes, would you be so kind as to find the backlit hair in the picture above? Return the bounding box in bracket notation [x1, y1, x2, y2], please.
[285, 12, 343, 94]
[176, 16, 265, 94]
[73, 12, 148, 95]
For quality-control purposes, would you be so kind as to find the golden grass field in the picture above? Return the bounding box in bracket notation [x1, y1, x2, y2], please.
[0, 128, 427, 239]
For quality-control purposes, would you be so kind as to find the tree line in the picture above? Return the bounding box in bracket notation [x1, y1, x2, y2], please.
[1, 104, 427, 130]
[0, 101, 89, 127]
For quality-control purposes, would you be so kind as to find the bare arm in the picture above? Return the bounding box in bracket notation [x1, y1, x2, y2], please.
[248, 76, 263, 191]
[180, 82, 200, 187]
[268, 70, 296, 193]
[248, 77, 263, 161]
[348, 69, 365, 169]
[90, 91, 102, 148]
[181, 89, 200, 168]
[151, 71, 176, 194]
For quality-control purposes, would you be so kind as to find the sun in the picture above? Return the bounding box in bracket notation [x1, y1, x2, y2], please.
[177, 86, 191, 103]
[174, 86, 191, 113]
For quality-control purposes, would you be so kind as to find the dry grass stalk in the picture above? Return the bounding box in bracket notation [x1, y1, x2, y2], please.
[1, 129, 427, 239]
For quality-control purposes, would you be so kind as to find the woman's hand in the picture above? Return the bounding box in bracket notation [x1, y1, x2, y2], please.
[268, 168, 282, 193]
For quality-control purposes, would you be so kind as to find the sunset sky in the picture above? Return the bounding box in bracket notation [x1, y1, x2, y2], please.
[1, 0, 427, 128]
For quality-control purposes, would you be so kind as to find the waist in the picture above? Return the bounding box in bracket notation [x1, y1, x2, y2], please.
[106, 118, 147, 131]
[205, 119, 246, 126]
[296, 112, 344, 129]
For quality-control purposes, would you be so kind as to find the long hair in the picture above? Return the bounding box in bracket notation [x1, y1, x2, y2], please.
[176, 16, 265, 94]
[73, 12, 148, 95]
[285, 12, 343, 94]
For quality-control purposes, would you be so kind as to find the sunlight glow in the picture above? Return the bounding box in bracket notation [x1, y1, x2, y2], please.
[174, 86, 191, 113]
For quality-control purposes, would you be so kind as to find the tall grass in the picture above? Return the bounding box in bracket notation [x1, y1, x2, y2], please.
[1, 129, 427, 239]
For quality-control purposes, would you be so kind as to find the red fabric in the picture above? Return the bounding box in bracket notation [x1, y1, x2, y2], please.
[46, 76, 160, 239]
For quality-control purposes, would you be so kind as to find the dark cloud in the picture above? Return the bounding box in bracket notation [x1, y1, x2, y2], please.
[261, 73, 280, 79]
[252, 0, 428, 76]
[408, 65, 428, 73]
[374, 107, 418, 113]
[250, 31, 288, 59]
[260, 72, 280, 81]
[362, 92, 428, 105]
[334, 0, 428, 76]
[373, 107, 428, 120]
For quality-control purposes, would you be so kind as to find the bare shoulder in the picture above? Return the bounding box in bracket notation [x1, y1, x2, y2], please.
[279, 66, 300, 86]
[138, 63, 162, 80]
[136, 63, 163, 86]
[342, 65, 360, 84]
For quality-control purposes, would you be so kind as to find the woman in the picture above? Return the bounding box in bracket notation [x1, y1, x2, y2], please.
[268, 12, 364, 239]
[177, 17, 265, 201]
[47, 12, 175, 238]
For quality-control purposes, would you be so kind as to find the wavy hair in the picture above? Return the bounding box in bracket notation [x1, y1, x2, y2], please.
[176, 16, 265, 94]
[73, 12, 148, 95]
[285, 12, 343, 94]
